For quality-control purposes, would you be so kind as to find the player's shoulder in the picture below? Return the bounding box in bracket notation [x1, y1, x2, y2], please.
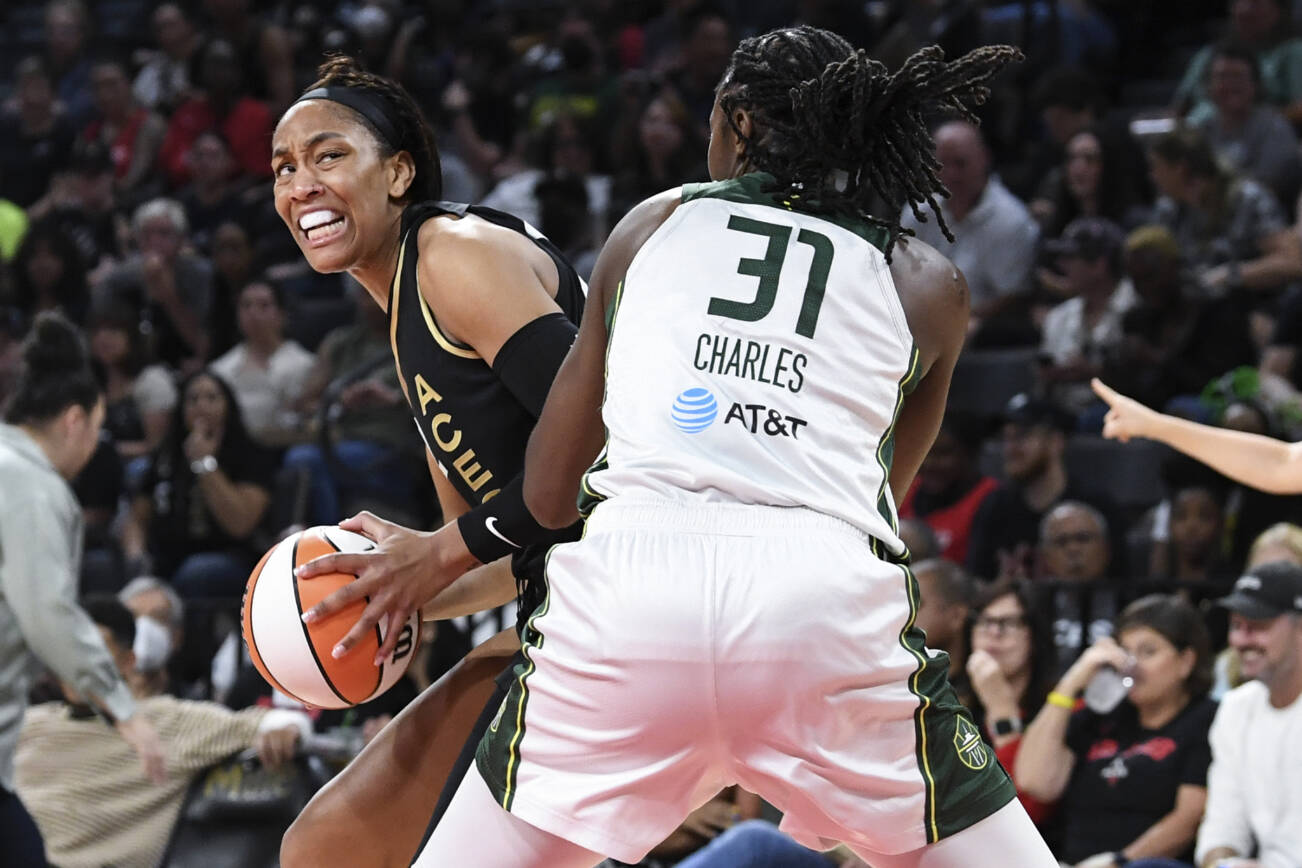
[608, 187, 683, 255]
[890, 236, 968, 314]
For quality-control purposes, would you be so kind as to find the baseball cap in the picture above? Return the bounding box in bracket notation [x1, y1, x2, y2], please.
[1003, 393, 1073, 433]
[1045, 216, 1125, 262]
[1217, 561, 1302, 620]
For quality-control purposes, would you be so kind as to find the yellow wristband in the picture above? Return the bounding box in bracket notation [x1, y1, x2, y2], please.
[1046, 691, 1076, 710]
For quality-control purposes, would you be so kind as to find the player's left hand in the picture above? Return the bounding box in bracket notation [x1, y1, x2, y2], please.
[297, 512, 477, 665]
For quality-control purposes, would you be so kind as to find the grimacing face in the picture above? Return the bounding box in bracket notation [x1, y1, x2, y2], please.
[272, 100, 411, 275]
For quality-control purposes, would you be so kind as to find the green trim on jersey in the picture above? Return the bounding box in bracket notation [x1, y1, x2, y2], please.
[893, 560, 1018, 843]
[872, 343, 921, 545]
[577, 278, 626, 517]
[476, 554, 555, 812]
[681, 173, 892, 254]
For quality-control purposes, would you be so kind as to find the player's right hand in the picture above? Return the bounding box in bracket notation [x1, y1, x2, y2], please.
[1091, 378, 1158, 443]
[116, 712, 167, 784]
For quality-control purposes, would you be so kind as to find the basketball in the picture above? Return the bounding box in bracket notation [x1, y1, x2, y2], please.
[241, 525, 421, 709]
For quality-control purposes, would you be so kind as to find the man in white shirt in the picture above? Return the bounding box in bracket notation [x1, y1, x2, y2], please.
[1196, 561, 1302, 868]
[210, 280, 314, 446]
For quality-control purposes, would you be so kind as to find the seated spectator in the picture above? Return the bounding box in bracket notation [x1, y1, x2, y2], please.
[1106, 226, 1255, 413]
[1017, 595, 1216, 866]
[1174, 0, 1302, 127]
[614, 787, 761, 868]
[201, 0, 296, 112]
[899, 411, 999, 565]
[97, 198, 213, 368]
[900, 120, 1040, 345]
[1145, 481, 1234, 601]
[132, 3, 199, 116]
[1147, 128, 1302, 300]
[897, 517, 941, 563]
[159, 38, 274, 187]
[959, 579, 1058, 829]
[1040, 217, 1137, 417]
[1194, 39, 1301, 206]
[1038, 501, 1124, 674]
[14, 596, 309, 868]
[74, 432, 127, 595]
[176, 131, 254, 255]
[28, 142, 127, 281]
[913, 558, 975, 680]
[664, 5, 732, 143]
[123, 370, 276, 599]
[210, 281, 314, 447]
[86, 304, 176, 463]
[1031, 127, 1149, 240]
[283, 285, 425, 527]
[10, 221, 90, 325]
[83, 55, 167, 206]
[609, 88, 709, 222]
[118, 576, 187, 697]
[966, 394, 1119, 582]
[0, 57, 76, 209]
[670, 818, 831, 868]
[208, 221, 256, 358]
[43, 0, 95, 129]
[1193, 561, 1302, 867]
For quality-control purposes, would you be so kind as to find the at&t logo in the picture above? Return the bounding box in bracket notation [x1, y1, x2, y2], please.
[671, 388, 718, 433]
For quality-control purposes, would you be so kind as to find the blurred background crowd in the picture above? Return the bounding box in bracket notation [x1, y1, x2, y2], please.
[2, 0, 1302, 866]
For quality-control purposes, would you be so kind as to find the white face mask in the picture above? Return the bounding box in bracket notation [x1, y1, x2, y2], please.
[133, 616, 173, 673]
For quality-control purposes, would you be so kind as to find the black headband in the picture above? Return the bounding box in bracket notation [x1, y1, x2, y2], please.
[295, 86, 401, 151]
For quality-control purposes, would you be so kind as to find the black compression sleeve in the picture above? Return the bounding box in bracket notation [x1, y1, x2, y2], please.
[491, 312, 577, 417]
[457, 475, 543, 563]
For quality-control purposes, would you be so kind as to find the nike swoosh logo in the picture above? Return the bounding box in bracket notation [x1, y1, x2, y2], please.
[485, 517, 520, 548]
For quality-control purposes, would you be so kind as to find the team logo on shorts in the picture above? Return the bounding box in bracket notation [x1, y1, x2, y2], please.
[670, 387, 718, 433]
[489, 696, 509, 734]
[953, 716, 990, 771]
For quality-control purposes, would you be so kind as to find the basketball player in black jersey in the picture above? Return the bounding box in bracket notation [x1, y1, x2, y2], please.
[268, 57, 585, 867]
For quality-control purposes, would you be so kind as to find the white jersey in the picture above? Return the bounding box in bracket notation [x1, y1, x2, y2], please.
[582, 174, 919, 555]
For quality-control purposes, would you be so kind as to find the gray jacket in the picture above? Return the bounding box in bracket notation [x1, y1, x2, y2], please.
[0, 424, 135, 790]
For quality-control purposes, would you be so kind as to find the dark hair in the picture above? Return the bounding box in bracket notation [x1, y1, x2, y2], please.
[162, 369, 259, 473]
[1116, 594, 1214, 698]
[1032, 65, 1102, 114]
[716, 27, 1021, 259]
[4, 312, 101, 425]
[82, 594, 136, 652]
[237, 278, 287, 311]
[1210, 38, 1264, 90]
[965, 578, 1056, 720]
[1044, 127, 1138, 239]
[299, 55, 442, 203]
[913, 558, 974, 608]
[1150, 127, 1224, 181]
[86, 303, 149, 377]
[12, 221, 90, 323]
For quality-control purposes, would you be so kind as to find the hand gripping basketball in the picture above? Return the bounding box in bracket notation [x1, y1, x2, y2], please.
[298, 511, 477, 665]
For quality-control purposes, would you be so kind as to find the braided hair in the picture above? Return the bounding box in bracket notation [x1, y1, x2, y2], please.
[718, 27, 1021, 259]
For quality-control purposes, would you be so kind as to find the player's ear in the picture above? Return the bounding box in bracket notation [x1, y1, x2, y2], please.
[731, 107, 754, 155]
[387, 151, 416, 199]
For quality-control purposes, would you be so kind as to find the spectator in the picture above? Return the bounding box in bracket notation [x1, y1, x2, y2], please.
[960, 578, 1058, 829]
[122, 369, 275, 599]
[207, 221, 255, 358]
[1038, 501, 1124, 674]
[176, 131, 253, 254]
[86, 304, 176, 463]
[669, 818, 831, 868]
[1146, 482, 1234, 599]
[1147, 128, 1302, 299]
[610, 89, 709, 222]
[159, 38, 274, 187]
[913, 558, 975, 680]
[898, 517, 941, 563]
[899, 411, 999, 565]
[14, 595, 309, 868]
[132, 3, 199, 116]
[210, 280, 314, 447]
[29, 142, 127, 281]
[1031, 128, 1149, 240]
[98, 198, 213, 368]
[198, 0, 296, 112]
[1196, 561, 1302, 867]
[118, 576, 186, 697]
[966, 393, 1118, 582]
[10, 222, 91, 326]
[622, 787, 762, 867]
[0, 57, 77, 208]
[899, 120, 1040, 345]
[83, 56, 167, 205]
[282, 285, 424, 528]
[525, 13, 617, 140]
[665, 4, 734, 142]
[1, 313, 165, 867]
[1194, 39, 1301, 205]
[1175, 0, 1302, 127]
[1040, 217, 1137, 417]
[1017, 595, 1215, 866]
[1107, 225, 1255, 413]
[43, 0, 95, 129]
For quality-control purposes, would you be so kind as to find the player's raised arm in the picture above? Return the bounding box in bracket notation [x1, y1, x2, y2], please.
[523, 189, 683, 529]
[1092, 378, 1302, 494]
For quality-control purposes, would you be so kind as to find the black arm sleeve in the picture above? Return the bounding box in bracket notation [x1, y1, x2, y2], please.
[491, 311, 578, 417]
[457, 475, 546, 563]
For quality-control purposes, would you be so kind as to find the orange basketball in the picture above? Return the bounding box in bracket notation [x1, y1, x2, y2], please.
[241, 525, 421, 709]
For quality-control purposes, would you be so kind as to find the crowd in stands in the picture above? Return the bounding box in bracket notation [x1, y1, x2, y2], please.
[2, 0, 1302, 866]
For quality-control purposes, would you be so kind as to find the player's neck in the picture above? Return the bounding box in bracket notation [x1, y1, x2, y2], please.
[348, 220, 404, 312]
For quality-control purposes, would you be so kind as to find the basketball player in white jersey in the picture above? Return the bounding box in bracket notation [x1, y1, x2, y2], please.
[311, 27, 1060, 868]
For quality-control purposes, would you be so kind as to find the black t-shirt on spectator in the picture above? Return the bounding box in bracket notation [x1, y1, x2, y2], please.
[1060, 696, 1216, 863]
[0, 113, 76, 208]
[139, 439, 277, 577]
[1043, 580, 1123, 676]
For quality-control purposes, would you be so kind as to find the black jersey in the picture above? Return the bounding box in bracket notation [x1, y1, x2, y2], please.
[387, 201, 584, 623]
